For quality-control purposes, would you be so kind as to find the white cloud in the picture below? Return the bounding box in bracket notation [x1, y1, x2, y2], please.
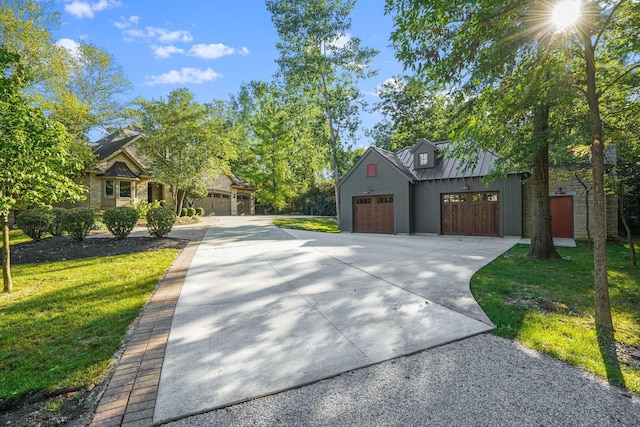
[124, 26, 193, 43]
[65, 0, 121, 19]
[188, 43, 250, 59]
[55, 38, 82, 59]
[152, 45, 184, 59]
[329, 33, 351, 50]
[145, 68, 222, 85]
[114, 15, 139, 30]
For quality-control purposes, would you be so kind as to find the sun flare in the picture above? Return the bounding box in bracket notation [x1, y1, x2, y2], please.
[551, 0, 582, 32]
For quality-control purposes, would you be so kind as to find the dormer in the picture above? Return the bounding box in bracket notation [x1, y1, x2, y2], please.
[410, 139, 438, 169]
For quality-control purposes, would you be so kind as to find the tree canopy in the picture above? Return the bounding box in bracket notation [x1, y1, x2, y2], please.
[132, 88, 238, 214]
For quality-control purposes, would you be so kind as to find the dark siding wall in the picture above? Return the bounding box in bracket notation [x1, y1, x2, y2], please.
[339, 150, 413, 233]
[414, 175, 524, 236]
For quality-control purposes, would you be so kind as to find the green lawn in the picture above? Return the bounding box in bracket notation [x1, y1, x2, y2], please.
[3, 229, 32, 246]
[471, 242, 640, 394]
[272, 217, 340, 233]
[0, 247, 179, 406]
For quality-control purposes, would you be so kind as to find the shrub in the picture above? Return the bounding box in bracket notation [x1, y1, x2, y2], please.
[127, 200, 163, 219]
[62, 208, 95, 240]
[103, 207, 139, 239]
[49, 208, 67, 236]
[186, 207, 196, 217]
[196, 207, 205, 216]
[180, 208, 188, 217]
[146, 207, 176, 238]
[16, 209, 53, 242]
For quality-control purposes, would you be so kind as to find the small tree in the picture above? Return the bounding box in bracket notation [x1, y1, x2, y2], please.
[1, 48, 84, 292]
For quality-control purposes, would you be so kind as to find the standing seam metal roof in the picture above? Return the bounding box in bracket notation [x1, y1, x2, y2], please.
[394, 141, 501, 181]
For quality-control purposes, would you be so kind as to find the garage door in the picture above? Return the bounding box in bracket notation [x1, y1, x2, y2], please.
[441, 192, 499, 236]
[353, 195, 394, 234]
[195, 192, 232, 216]
[237, 194, 251, 216]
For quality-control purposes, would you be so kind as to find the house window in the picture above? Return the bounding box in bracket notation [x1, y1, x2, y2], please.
[105, 180, 114, 197]
[366, 163, 377, 177]
[120, 181, 131, 198]
[419, 153, 429, 166]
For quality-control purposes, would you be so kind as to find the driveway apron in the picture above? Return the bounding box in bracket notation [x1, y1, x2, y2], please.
[154, 217, 518, 424]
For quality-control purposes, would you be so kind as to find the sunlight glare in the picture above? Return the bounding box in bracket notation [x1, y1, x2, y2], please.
[551, 0, 582, 32]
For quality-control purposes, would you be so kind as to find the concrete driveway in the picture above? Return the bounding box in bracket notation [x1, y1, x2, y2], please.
[154, 217, 519, 424]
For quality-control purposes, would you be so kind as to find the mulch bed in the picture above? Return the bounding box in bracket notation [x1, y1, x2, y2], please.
[9, 235, 188, 265]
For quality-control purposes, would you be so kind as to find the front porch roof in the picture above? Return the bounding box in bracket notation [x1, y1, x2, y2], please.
[101, 161, 140, 180]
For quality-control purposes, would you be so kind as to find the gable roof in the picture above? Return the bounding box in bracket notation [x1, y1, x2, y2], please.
[338, 146, 417, 188]
[341, 139, 515, 186]
[92, 128, 143, 161]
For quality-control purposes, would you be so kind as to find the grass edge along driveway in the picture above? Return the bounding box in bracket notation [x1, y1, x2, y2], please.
[0, 235, 179, 408]
[471, 242, 640, 395]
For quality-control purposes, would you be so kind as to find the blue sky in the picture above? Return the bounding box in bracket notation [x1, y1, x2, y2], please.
[53, 0, 405, 145]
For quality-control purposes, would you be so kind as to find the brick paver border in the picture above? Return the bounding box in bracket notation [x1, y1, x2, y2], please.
[90, 226, 207, 427]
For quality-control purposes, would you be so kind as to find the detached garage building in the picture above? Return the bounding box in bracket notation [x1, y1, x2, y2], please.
[338, 139, 525, 236]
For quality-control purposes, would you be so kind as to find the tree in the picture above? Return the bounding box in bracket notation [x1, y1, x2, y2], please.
[132, 89, 237, 215]
[266, 0, 378, 224]
[0, 48, 85, 293]
[567, 0, 639, 336]
[372, 75, 451, 150]
[45, 41, 132, 141]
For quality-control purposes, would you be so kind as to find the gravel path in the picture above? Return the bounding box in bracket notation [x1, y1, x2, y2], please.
[165, 334, 639, 427]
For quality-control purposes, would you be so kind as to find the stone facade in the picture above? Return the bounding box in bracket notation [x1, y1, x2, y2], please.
[66, 129, 255, 215]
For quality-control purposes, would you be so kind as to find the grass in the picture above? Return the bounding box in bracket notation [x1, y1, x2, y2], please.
[0, 248, 179, 407]
[3, 229, 32, 246]
[272, 217, 340, 233]
[471, 241, 640, 395]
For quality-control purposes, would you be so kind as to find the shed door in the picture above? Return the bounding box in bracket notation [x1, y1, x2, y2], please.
[353, 195, 394, 234]
[441, 192, 499, 236]
[550, 196, 573, 238]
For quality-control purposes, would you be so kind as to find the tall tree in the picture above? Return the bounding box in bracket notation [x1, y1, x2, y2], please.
[232, 81, 325, 213]
[0, 48, 85, 293]
[132, 89, 237, 214]
[561, 0, 640, 336]
[266, 0, 378, 224]
[46, 41, 132, 140]
[372, 75, 451, 150]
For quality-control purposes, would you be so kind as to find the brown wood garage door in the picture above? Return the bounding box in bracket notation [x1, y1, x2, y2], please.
[353, 195, 394, 234]
[441, 192, 499, 236]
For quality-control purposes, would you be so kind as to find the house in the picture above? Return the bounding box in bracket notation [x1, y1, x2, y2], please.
[339, 138, 618, 239]
[338, 139, 523, 236]
[67, 128, 255, 215]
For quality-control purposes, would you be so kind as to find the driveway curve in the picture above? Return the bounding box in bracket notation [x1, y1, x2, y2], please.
[154, 217, 518, 424]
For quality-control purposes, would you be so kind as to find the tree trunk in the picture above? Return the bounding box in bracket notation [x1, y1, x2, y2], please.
[527, 107, 561, 260]
[320, 69, 341, 226]
[2, 214, 13, 293]
[619, 193, 637, 267]
[582, 35, 614, 337]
